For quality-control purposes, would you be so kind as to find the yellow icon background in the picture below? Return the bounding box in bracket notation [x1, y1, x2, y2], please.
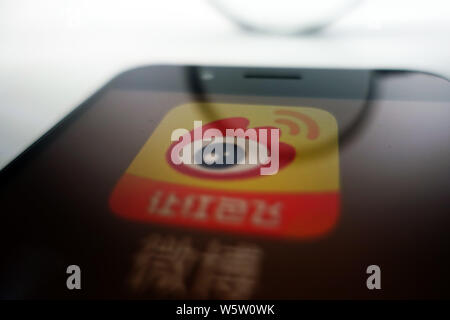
[126, 103, 339, 192]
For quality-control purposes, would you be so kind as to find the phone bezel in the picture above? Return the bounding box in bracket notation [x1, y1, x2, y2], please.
[0, 64, 449, 183]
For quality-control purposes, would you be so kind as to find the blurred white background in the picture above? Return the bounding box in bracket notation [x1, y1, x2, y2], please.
[1, 0, 449, 168]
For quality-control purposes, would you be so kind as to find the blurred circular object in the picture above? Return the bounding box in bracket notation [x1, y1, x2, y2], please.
[209, 0, 362, 35]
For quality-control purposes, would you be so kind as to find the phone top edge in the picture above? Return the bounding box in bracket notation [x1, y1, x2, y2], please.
[1, 65, 449, 181]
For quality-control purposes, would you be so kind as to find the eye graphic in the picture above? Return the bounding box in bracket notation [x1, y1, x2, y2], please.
[196, 141, 245, 169]
[175, 137, 269, 179]
[166, 117, 296, 180]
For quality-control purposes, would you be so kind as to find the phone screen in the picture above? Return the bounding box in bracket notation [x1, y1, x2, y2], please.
[1, 67, 449, 299]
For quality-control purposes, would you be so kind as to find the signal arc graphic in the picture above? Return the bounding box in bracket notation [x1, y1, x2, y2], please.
[274, 118, 300, 135]
[274, 110, 319, 140]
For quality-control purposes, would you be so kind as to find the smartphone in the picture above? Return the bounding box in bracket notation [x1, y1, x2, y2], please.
[0, 65, 449, 299]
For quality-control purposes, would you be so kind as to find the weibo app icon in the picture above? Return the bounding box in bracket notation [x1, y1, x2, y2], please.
[109, 103, 340, 239]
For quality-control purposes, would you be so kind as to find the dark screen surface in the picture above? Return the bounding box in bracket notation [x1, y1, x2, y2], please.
[0, 65, 449, 299]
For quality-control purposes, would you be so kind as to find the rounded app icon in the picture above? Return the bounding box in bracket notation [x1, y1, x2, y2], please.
[110, 103, 340, 239]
